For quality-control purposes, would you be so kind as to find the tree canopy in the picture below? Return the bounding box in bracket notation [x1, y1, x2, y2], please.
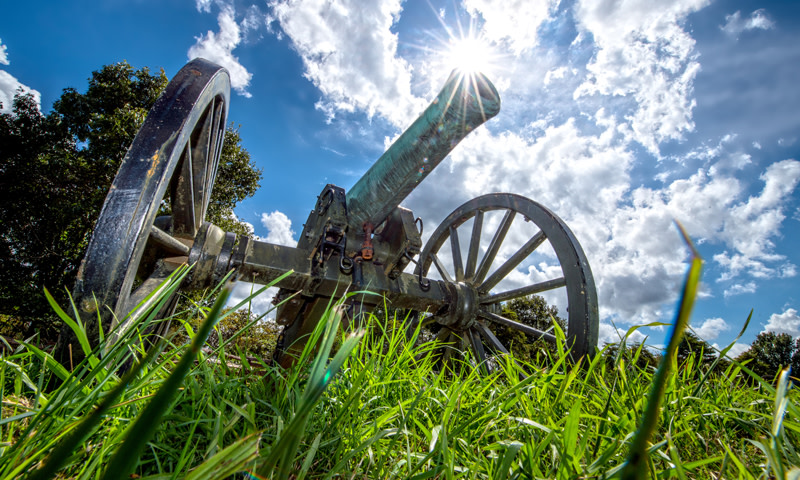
[0, 61, 261, 340]
[499, 294, 566, 362]
[736, 331, 800, 384]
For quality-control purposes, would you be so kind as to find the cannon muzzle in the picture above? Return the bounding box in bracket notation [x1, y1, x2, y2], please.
[345, 70, 500, 229]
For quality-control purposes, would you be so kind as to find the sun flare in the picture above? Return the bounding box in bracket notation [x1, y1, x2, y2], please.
[445, 35, 496, 75]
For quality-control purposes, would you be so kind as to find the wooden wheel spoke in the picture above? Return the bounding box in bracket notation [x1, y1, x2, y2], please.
[431, 252, 454, 284]
[465, 210, 483, 281]
[191, 100, 216, 229]
[479, 230, 546, 293]
[474, 322, 509, 354]
[479, 277, 567, 304]
[149, 225, 191, 256]
[449, 226, 464, 282]
[203, 98, 224, 218]
[170, 143, 196, 236]
[468, 328, 488, 367]
[473, 209, 514, 285]
[478, 310, 557, 344]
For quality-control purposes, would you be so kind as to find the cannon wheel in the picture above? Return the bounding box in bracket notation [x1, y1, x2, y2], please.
[416, 193, 598, 367]
[57, 58, 230, 364]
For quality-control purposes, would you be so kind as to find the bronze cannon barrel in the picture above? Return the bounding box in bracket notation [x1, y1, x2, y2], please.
[345, 70, 501, 229]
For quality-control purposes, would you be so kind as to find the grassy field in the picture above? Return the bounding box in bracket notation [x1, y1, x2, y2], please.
[1, 265, 798, 479]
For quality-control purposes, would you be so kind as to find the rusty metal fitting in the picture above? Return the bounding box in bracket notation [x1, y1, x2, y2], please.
[360, 222, 374, 260]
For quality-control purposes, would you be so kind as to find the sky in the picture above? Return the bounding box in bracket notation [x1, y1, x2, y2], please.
[2, 0, 799, 356]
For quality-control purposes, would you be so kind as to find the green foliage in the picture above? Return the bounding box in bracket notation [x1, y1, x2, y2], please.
[2, 287, 798, 478]
[737, 331, 800, 384]
[498, 294, 565, 362]
[0, 61, 262, 339]
[602, 341, 660, 373]
[0, 217, 797, 478]
[195, 307, 281, 359]
[677, 331, 719, 367]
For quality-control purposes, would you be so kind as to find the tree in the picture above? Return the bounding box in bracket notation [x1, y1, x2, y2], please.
[602, 342, 660, 374]
[0, 61, 261, 341]
[677, 331, 717, 367]
[736, 331, 796, 384]
[498, 294, 566, 363]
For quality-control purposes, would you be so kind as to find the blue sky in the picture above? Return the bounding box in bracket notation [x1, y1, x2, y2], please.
[2, 0, 799, 355]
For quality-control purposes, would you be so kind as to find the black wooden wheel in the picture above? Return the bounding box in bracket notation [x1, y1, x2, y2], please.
[57, 58, 230, 362]
[415, 193, 598, 367]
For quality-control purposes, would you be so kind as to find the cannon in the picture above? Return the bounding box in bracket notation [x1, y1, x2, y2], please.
[57, 58, 598, 369]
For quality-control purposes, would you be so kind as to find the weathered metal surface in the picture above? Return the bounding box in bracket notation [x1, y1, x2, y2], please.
[55, 58, 230, 366]
[345, 70, 500, 230]
[237, 240, 450, 311]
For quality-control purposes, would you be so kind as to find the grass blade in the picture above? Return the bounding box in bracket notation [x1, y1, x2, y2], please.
[619, 223, 702, 480]
[100, 287, 232, 480]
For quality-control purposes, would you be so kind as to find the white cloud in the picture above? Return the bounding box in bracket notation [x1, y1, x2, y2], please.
[573, 0, 708, 155]
[402, 106, 788, 328]
[464, 0, 556, 53]
[270, 0, 422, 126]
[241, 4, 266, 41]
[543, 67, 568, 87]
[718, 342, 749, 359]
[227, 283, 278, 316]
[0, 71, 41, 114]
[0, 39, 41, 114]
[713, 159, 800, 280]
[721, 9, 775, 37]
[260, 210, 296, 246]
[598, 321, 648, 346]
[233, 1, 799, 341]
[692, 317, 729, 341]
[0, 38, 8, 65]
[196, 0, 213, 13]
[723, 281, 756, 298]
[188, 7, 253, 97]
[764, 308, 800, 338]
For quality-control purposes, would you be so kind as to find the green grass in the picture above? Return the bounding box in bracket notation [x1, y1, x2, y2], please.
[1, 260, 799, 478]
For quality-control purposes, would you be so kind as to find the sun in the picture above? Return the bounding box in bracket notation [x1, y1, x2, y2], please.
[445, 35, 497, 75]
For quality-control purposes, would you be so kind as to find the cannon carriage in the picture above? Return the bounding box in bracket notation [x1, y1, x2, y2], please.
[57, 58, 598, 369]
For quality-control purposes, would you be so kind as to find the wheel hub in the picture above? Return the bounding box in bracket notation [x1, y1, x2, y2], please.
[439, 282, 479, 331]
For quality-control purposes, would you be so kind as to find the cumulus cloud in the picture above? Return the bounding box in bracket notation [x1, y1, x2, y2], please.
[713, 159, 800, 281]
[0, 39, 8, 65]
[196, 0, 213, 13]
[598, 321, 648, 346]
[261, 210, 296, 246]
[723, 281, 756, 297]
[0, 39, 41, 114]
[227, 210, 295, 313]
[270, 0, 423, 126]
[227, 283, 278, 316]
[719, 342, 749, 359]
[188, 7, 254, 97]
[692, 317, 729, 341]
[543, 67, 568, 87]
[721, 9, 775, 37]
[573, 0, 707, 155]
[200, 0, 799, 338]
[764, 307, 800, 338]
[464, 0, 556, 53]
